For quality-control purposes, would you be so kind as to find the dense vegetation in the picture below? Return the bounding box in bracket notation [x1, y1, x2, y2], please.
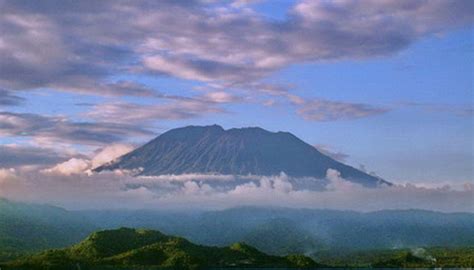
[2, 228, 472, 269]
[2, 228, 320, 270]
[241, 218, 323, 255]
[0, 198, 95, 261]
[312, 246, 474, 268]
[1, 199, 473, 268]
[77, 206, 474, 253]
[4, 197, 474, 255]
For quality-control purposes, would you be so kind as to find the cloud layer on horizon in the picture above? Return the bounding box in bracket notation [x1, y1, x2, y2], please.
[0, 166, 472, 213]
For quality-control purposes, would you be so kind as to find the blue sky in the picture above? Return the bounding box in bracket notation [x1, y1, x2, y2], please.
[0, 0, 472, 184]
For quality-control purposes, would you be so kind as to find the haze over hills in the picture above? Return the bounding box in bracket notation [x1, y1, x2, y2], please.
[95, 125, 389, 187]
[1, 198, 473, 262]
[0, 198, 95, 256]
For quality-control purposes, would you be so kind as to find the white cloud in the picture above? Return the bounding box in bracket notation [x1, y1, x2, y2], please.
[296, 99, 388, 121]
[90, 144, 135, 169]
[0, 168, 17, 185]
[325, 168, 363, 191]
[85, 100, 224, 123]
[1, 0, 472, 98]
[202, 91, 241, 103]
[42, 143, 136, 175]
[0, 167, 472, 212]
[0, 0, 469, 152]
[43, 158, 91, 176]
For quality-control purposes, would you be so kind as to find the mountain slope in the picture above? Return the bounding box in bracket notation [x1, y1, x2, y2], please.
[95, 125, 389, 187]
[0, 198, 95, 260]
[5, 228, 320, 269]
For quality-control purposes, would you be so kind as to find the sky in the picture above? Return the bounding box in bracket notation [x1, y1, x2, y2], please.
[0, 0, 473, 193]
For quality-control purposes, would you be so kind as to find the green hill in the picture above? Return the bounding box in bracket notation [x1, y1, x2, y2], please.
[3, 228, 320, 269]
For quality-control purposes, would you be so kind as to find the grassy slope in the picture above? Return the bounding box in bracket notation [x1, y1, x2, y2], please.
[3, 228, 320, 270]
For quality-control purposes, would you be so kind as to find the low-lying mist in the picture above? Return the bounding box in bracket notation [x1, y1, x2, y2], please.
[0, 166, 472, 212]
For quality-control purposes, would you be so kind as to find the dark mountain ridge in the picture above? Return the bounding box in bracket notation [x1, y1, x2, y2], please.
[95, 125, 389, 187]
[1, 199, 473, 261]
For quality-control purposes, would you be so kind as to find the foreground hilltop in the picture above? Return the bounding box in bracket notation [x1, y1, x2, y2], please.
[5, 228, 318, 269]
[95, 125, 389, 187]
[4, 226, 472, 269]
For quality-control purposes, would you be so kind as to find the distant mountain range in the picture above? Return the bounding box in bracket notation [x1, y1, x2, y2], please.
[0, 198, 94, 257]
[95, 125, 390, 187]
[3, 226, 473, 269]
[1, 198, 473, 262]
[5, 228, 319, 269]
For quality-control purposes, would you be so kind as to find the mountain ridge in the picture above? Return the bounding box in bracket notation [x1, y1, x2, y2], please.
[95, 125, 390, 187]
[1, 198, 473, 262]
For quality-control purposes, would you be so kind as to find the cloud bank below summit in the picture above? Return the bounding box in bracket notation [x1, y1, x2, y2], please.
[1, 144, 471, 213]
[0, 165, 472, 212]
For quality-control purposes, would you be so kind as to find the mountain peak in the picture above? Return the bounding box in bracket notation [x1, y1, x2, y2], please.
[166, 124, 224, 134]
[185, 124, 224, 130]
[95, 125, 389, 187]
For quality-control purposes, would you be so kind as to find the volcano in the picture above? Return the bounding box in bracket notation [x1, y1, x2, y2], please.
[94, 125, 390, 187]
